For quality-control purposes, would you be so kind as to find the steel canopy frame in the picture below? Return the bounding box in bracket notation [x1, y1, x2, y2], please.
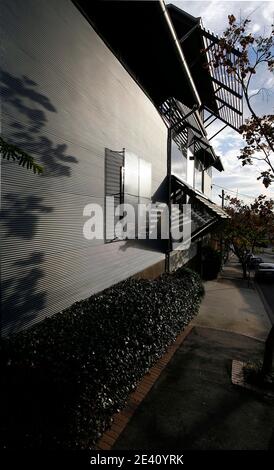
[172, 175, 230, 219]
[159, 98, 222, 170]
[201, 27, 243, 132]
[170, 174, 229, 249]
[166, 4, 243, 133]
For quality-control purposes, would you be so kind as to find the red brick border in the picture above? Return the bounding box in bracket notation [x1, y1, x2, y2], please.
[96, 325, 193, 450]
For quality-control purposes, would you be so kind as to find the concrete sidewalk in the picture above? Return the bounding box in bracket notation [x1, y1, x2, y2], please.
[193, 259, 271, 340]
[113, 260, 274, 450]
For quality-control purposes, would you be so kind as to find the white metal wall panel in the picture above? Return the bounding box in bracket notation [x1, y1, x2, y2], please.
[1, 0, 167, 335]
[203, 168, 213, 198]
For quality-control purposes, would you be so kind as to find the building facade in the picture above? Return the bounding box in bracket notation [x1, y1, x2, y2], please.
[1, 0, 241, 335]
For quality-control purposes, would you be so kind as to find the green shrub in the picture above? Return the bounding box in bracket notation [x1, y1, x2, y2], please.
[201, 246, 222, 280]
[0, 267, 203, 450]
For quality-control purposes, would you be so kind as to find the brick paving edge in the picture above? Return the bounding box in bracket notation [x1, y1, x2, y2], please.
[96, 324, 193, 450]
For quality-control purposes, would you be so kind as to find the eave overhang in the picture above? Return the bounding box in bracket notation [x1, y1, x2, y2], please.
[73, 0, 201, 110]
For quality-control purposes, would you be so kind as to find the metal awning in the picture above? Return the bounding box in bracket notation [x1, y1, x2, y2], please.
[160, 98, 224, 171]
[195, 193, 229, 220]
[171, 174, 229, 248]
[187, 126, 220, 170]
[212, 156, 224, 172]
[172, 175, 229, 220]
[167, 4, 243, 132]
[171, 175, 229, 247]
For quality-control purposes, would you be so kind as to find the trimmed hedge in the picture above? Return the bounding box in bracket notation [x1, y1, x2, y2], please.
[0, 267, 204, 450]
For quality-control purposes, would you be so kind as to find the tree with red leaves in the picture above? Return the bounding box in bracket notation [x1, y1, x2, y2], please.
[208, 14, 274, 187]
[224, 194, 274, 379]
[224, 194, 274, 279]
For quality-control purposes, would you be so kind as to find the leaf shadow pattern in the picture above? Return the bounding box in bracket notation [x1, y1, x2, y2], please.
[1, 71, 79, 334]
[0, 191, 53, 335]
[1, 71, 78, 177]
[1, 194, 53, 239]
[1, 252, 47, 336]
[1, 192, 53, 334]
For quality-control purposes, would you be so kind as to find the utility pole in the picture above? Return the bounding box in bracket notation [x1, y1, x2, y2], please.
[220, 189, 225, 268]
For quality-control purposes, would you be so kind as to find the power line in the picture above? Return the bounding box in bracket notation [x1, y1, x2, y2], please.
[211, 183, 257, 200]
[245, 4, 262, 21]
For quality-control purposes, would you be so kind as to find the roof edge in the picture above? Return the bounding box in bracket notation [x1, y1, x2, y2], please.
[160, 1, 202, 108]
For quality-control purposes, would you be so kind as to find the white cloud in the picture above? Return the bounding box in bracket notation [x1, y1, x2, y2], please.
[261, 1, 274, 23]
[252, 23, 261, 33]
[266, 76, 274, 87]
[171, 1, 265, 33]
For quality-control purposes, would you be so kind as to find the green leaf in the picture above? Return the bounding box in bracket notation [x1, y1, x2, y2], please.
[0, 136, 43, 175]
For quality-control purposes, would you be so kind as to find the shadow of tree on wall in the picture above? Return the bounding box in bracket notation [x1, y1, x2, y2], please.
[1, 72, 78, 335]
[1, 194, 54, 335]
[1, 194, 53, 239]
[1, 253, 47, 336]
[1, 71, 78, 177]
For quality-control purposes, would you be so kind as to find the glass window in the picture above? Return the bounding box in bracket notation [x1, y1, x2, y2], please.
[171, 140, 187, 182]
[187, 149, 195, 187]
[206, 166, 212, 178]
[194, 158, 203, 193]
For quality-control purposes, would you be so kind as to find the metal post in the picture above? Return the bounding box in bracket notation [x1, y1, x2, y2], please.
[220, 189, 225, 269]
[221, 189, 225, 209]
[166, 126, 172, 273]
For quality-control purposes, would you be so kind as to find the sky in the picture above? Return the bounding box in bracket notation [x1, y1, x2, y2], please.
[169, 0, 274, 204]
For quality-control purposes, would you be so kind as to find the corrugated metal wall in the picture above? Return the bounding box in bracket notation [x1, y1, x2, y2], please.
[0, 0, 167, 335]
